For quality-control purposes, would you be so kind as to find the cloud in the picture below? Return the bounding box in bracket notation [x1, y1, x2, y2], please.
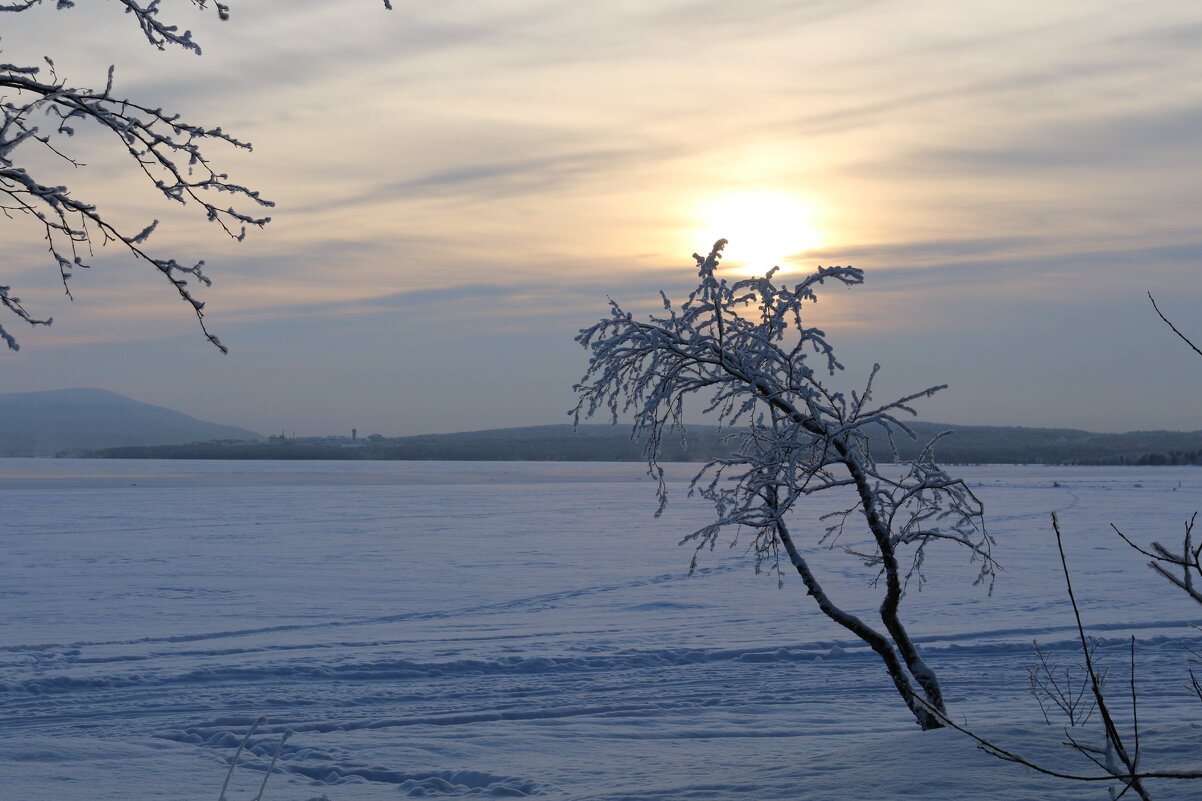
[883, 104, 1202, 176]
[1107, 19, 1202, 50]
[284, 145, 670, 217]
[637, 0, 888, 38]
[381, 148, 655, 198]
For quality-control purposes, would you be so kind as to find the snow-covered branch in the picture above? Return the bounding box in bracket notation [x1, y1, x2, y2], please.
[0, 62, 273, 351]
[0, 0, 392, 351]
[1, 0, 395, 52]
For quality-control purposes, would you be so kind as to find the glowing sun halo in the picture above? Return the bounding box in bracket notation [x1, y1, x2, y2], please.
[693, 191, 823, 274]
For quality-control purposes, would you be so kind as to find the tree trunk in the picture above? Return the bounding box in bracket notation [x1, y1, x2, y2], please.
[774, 506, 944, 730]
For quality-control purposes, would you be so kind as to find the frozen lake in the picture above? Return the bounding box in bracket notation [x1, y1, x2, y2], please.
[2, 459, 1201, 800]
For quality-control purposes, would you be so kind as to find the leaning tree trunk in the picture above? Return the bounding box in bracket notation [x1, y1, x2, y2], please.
[772, 497, 945, 730]
[753, 381, 948, 729]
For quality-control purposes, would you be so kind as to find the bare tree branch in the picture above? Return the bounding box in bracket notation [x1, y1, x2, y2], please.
[932, 515, 1202, 798]
[1052, 514, 1152, 799]
[1149, 293, 1202, 359]
[1114, 514, 1202, 606]
[918, 698, 1202, 785]
[1029, 639, 1101, 728]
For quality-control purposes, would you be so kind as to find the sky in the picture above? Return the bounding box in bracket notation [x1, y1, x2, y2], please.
[2, 0, 1201, 436]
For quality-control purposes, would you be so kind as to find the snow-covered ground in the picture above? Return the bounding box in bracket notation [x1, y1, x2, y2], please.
[2, 459, 1201, 800]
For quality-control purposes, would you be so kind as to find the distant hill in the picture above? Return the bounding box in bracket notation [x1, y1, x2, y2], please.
[880, 422, 1202, 465]
[0, 388, 261, 456]
[84, 420, 1202, 466]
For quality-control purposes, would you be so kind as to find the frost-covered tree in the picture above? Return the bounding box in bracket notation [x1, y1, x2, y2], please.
[0, 0, 391, 352]
[573, 238, 994, 730]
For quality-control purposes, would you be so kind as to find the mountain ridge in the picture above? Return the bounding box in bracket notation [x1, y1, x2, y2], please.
[0, 388, 262, 456]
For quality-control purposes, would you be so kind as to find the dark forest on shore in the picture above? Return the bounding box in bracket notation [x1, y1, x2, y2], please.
[77, 422, 1202, 466]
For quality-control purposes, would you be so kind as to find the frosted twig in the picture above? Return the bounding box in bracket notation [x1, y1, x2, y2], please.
[218, 716, 263, 801]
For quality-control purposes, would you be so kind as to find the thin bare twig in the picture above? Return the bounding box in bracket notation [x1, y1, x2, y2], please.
[1149, 293, 1202, 359]
[1114, 514, 1202, 606]
[1052, 513, 1152, 800]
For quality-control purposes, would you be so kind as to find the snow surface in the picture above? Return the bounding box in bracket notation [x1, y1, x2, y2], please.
[2, 459, 1201, 800]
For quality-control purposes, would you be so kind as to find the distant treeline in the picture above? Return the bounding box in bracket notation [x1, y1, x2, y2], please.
[79, 428, 728, 462]
[75, 423, 1202, 466]
[1097, 450, 1202, 466]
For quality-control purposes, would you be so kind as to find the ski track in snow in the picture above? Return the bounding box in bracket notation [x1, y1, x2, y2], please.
[2, 460, 1201, 800]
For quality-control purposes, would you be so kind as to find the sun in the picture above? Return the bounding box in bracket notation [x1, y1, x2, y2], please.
[691, 191, 823, 275]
